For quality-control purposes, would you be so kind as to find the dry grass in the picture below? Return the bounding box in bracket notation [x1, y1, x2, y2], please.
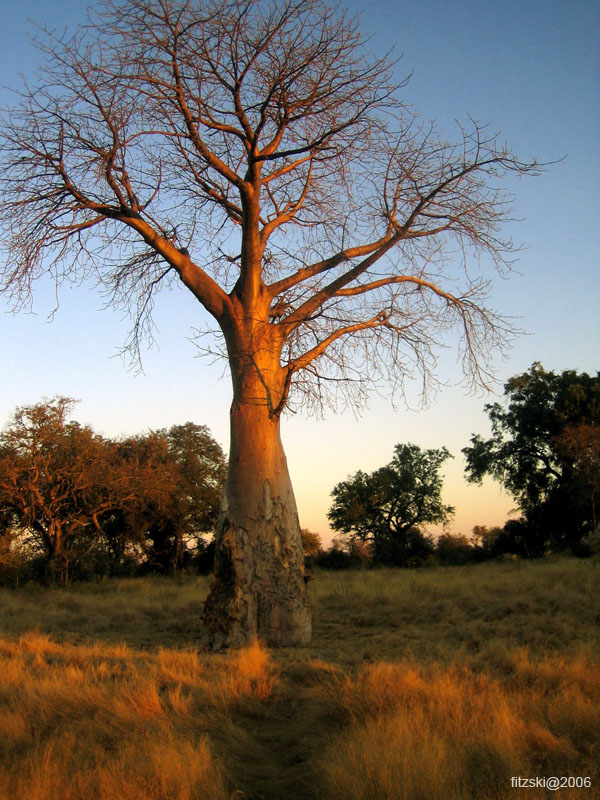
[0, 634, 227, 799]
[318, 655, 599, 799]
[0, 632, 280, 800]
[0, 558, 598, 799]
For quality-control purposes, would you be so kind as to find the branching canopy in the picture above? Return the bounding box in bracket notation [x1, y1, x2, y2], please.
[0, 0, 542, 413]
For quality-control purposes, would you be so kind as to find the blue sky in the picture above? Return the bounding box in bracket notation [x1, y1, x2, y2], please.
[1, 0, 598, 542]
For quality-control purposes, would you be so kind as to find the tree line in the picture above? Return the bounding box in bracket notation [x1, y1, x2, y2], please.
[324, 364, 599, 567]
[1, 363, 597, 587]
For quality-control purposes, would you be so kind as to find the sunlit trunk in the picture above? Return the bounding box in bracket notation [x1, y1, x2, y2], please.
[202, 333, 311, 648]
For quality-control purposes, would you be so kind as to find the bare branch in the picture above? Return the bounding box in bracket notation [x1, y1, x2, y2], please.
[0, 0, 542, 406]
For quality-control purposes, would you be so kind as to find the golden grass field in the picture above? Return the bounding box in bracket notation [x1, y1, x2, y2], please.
[0, 558, 598, 799]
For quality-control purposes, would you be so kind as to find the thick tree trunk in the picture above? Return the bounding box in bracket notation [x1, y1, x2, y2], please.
[200, 223, 311, 647]
[202, 398, 311, 649]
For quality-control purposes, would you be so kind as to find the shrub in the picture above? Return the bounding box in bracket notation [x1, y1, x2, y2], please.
[436, 533, 474, 566]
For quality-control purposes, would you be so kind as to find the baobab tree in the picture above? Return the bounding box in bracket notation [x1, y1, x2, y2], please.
[0, 0, 540, 647]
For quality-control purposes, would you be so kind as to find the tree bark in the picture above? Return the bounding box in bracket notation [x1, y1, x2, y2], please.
[197, 199, 313, 648]
[202, 397, 311, 648]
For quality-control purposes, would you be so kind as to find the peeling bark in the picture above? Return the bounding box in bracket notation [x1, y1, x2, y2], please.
[203, 400, 311, 648]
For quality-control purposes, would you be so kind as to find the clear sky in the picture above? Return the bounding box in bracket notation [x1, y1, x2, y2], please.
[1, 0, 598, 544]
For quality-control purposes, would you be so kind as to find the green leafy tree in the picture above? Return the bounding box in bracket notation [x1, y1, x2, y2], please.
[463, 364, 600, 552]
[118, 424, 226, 574]
[328, 444, 453, 566]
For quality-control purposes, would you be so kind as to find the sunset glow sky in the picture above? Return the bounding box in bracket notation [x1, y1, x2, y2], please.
[1, 0, 598, 544]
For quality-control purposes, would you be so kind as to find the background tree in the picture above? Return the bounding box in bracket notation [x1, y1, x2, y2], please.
[470, 525, 489, 548]
[0, 0, 540, 646]
[469, 524, 503, 561]
[314, 534, 372, 570]
[300, 528, 322, 560]
[555, 424, 600, 535]
[116, 424, 226, 574]
[0, 399, 225, 584]
[328, 443, 453, 566]
[164, 422, 227, 536]
[463, 364, 600, 554]
[435, 532, 473, 566]
[493, 518, 546, 559]
[0, 398, 136, 584]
